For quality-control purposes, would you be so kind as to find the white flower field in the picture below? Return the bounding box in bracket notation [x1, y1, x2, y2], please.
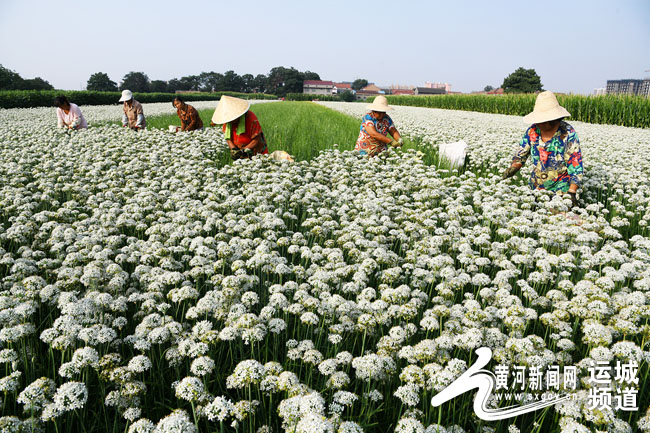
[0, 101, 649, 433]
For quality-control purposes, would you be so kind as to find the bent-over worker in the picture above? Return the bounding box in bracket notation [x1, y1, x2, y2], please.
[502, 91, 583, 208]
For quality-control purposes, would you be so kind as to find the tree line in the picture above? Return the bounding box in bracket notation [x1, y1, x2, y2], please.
[87, 67, 323, 97]
[0, 65, 54, 90]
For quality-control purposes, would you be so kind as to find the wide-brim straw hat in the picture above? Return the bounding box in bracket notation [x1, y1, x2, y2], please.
[211, 95, 250, 124]
[119, 90, 133, 102]
[523, 91, 570, 124]
[366, 95, 393, 112]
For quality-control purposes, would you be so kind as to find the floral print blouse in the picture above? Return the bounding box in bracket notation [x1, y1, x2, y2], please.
[512, 121, 583, 192]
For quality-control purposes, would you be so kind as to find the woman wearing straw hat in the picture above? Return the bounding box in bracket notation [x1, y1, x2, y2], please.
[355, 95, 402, 157]
[119, 90, 146, 130]
[502, 91, 583, 207]
[210, 95, 268, 160]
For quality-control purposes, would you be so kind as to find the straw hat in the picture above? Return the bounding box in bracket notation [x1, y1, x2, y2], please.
[119, 90, 133, 102]
[523, 91, 570, 124]
[366, 95, 393, 112]
[211, 95, 250, 124]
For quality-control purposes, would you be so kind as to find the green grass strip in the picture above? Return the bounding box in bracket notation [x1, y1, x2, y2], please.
[145, 102, 452, 168]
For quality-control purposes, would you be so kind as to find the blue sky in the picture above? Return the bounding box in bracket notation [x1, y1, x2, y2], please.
[1, 0, 648, 94]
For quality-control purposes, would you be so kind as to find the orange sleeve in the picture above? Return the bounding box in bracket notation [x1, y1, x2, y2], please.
[247, 111, 262, 138]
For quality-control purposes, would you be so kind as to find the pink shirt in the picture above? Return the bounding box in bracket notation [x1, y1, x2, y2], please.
[56, 103, 87, 129]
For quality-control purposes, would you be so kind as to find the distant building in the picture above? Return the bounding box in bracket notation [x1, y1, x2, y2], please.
[487, 87, 504, 95]
[333, 82, 353, 95]
[303, 80, 335, 95]
[593, 87, 606, 96]
[356, 84, 383, 100]
[606, 79, 650, 97]
[414, 87, 446, 95]
[391, 89, 415, 95]
[424, 81, 452, 93]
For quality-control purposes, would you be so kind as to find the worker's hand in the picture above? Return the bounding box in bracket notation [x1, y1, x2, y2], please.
[230, 149, 243, 160]
[501, 165, 520, 180]
[390, 140, 401, 148]
[243, 148, 253, 157]
[568, 192, 579, 208]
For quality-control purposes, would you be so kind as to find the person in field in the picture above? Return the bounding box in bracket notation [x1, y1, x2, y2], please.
[210, 95, 268, 160]
[502, 91, 584, 208]
[54, 95, 87, 130]
[172, 97, 203, 131]
[355, 95, 403, 157]
[119, 90, 146, 130]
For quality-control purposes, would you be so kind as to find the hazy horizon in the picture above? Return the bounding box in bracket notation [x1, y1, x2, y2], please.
[1, 0, 648, 95]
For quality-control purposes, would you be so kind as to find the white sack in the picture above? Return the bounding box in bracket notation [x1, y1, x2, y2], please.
[438, 140, 467, 168]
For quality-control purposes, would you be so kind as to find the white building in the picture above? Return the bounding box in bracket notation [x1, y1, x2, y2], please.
[303, 80, 335, 95]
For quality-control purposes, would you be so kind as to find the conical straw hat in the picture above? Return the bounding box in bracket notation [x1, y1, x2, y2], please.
[211, 95, 250, 124]
[365, 95, 393, 112]
[523, 91, 570, 124]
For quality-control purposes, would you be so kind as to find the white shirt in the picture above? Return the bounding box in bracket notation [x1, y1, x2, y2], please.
[56, 103, 87, 129]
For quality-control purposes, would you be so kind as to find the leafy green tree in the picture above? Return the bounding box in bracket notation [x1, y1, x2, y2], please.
[252, 74, 267, 93]
[340, 90, 355, 102]
[119, 71, 150, 92]
[267, 66, 304, 96]
[178, 75, 201, 91]
[302, 71, 320, 81]
[22, 77, 53, 90]
[241, 74, 254, 93]
[221, 70, 245, 92]
[501, 67, 543, 93]
[0, 64, 24, 90]
[352, 79, 368, 91]
[167, 78, 183, 93]
[86, 72, 118, 92]
[150, 80, 169, 93]
[198, 72, 223, 92]
[484, 85, 495, 92]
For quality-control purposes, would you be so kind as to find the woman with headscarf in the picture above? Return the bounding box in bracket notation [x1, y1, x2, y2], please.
[502, 91, 584, 208]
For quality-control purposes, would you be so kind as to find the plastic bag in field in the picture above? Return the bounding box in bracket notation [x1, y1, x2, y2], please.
[438, 140, 467, 168]
[169, 125, 179, 132]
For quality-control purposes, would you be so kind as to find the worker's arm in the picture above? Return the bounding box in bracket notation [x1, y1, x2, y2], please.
[564, 130, 583, 192]
[68, 105, 82, 130]
[503, 130, 532, 179]
[365, 124, 393, 144]
[241, 135, 263, 152]
[389, 126, 401, 142]
[56, 109, 65, 129]
[185, 107, 201, 131]
[178, 109, 188, 131]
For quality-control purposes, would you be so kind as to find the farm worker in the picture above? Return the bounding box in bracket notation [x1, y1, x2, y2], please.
[54, 95, 87, 130]
[119, 90, 146, 130]
[355, 95, 402, 157]
[210, 95, 268, 160]
[173, 97, 203, 131]
[502, 91, 583, 208]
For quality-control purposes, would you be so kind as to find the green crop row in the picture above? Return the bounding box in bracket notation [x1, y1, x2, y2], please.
[0, 90, 277, 109]
[374, 94, 650, 128]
